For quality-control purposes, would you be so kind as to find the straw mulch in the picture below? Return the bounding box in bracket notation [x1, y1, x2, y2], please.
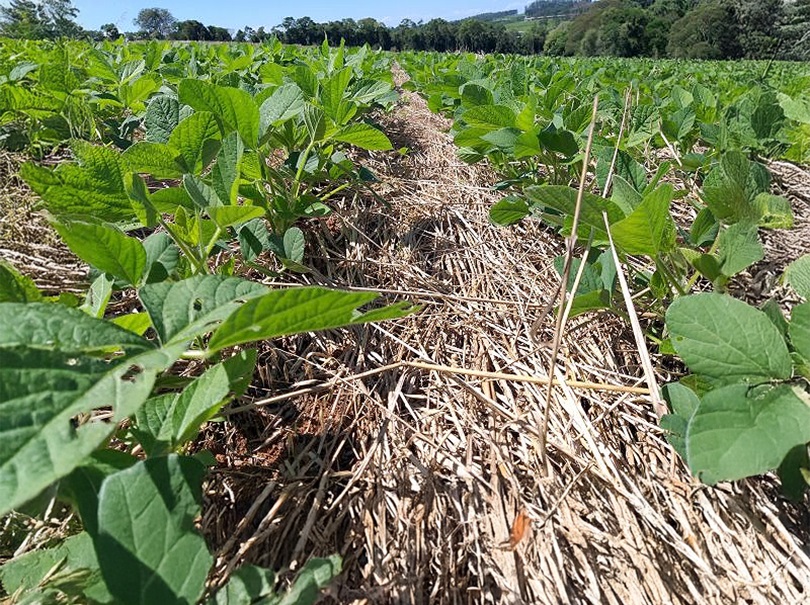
[0, 151, 85, 294]
[198, 85, 810, 603]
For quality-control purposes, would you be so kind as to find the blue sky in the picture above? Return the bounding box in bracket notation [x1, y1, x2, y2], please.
[71, 1, 526, 31]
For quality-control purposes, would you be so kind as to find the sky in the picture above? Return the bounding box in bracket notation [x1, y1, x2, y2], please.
[71, 1, 526, 32]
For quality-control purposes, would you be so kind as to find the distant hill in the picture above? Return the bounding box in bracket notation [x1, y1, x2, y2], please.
[524, 0, 591, 19]
[462, 10, 519, 22]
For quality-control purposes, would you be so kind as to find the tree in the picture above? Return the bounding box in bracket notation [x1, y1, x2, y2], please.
[100, 22, 120, 39]
[173, 19, 210, 40]
[0, 0, 81, 39]
[134, 7, 176, 39]
[667, 0, 743, 59]
[782, 0, 810, 59]
[737, 0, 785, 58]
[40, 0, 80, 37]
[0, 0, 46, 38]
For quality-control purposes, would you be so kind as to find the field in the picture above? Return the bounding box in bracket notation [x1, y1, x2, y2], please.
[2, 38, 810, 604]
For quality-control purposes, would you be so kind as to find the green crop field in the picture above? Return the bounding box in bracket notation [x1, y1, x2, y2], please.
[2, 37, 810, 604]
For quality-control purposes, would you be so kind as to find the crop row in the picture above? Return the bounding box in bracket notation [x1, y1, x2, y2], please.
[399, 50, 810, 496]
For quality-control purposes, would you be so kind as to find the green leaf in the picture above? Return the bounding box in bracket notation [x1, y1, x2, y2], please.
[785, 255, 810, 299]
[135, 363, 230, 455]
[211, 132, 243, 205]
[701, 152, 765, 224]
[178, 79, 259, 148]
[143, 232, 180, 284]
[209, 565, 275, 605]
[333, 123, 392, 151]
[717, 222, 764, 277]
[222, 349, 257, 398]
[208, 205, 265, 229]
[54, 220, 147, 287]
[754, 193, 794, 229]
[208, 287, 416, 354]
[283, 227, 305, 263]
[461, 105, 516, 130]
[666, 293, 792, 386]
[81, 274, 114, 319]
[168, 111, 222, 175]
[0, 261, 42, 303]
[538, 125, 578, 157]
[122, 142, 184, 179]
[490, 196, 530, 226]
[778, 445, 810, 501]
[661, 382, 700, 460]
[259, 83, 305, 137]
[690, 207, 719, 247]
[21, 143, 131, 222]
[92, 456, 213, 605]
[276, 556, 342, 605]
[525, 185, 625, 241]
[138, 275, 268, 345]
[610, 184, 676, 256]
[320, 67, 353, 122]
[790, 303, 810, 362]
[686, 385, 810, 484]
[0, 302, 152, 354]
[144, 95, 180, 144]
[237, 219, 271, 263]
[184, 174, 222, 209]
[0, 346, 178, 515]
[0, 532, 110, 603]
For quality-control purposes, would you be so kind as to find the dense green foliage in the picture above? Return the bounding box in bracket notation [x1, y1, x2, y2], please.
[401, 49, 810, 493]
[0, 38, 416, 604]
[3, 0, 807, 60]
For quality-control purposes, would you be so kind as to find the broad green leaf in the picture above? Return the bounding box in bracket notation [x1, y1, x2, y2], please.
[211, 132, 243, 205]
[702, 152, 765, 224]
[785, 255, 810, 298]
[661, 382, 700, 459]
[135, 363, 230, 455]
[610, 184, 676, 256]
[144, 95, 180, 144]
[610, 175, 643, 215]
[754, 193, 793, 229]
[0, 302, 152, 354]
[687, 385, 810, 484]
[525, 185, 625, 240]
[538, 125, 578, 157]
[717, 222, 763, 277]
[208, 205, 264, 229]
[259, 83, 305, 137]
[690, 207, 719, 247]
[81, 273, 114, 318]
[208, 287, 416, 353]
[54, 220, 147, 287]
[333, 122, 392, 151]
[209, 565, 275, 605]
[276, 556, 342, 605]
[0, 261, 41, 303]
[790, 303, 810, 362]
[138, 275, 268, 344]
[112, 312, 152, 336]
[20, 143, 131, 222]
[184, 174, 222, 209]
[777, 92, 810, 124]
[666, 293, 792, 386]
[122, 142, 184, 179]
[0, 532, 110, 603]
[462, 105, 516, 130]
[178, 79, 259, 148]
[143, 232, 180, 284]
[778, 445, 810, 502]
[320, 67, 353, 122]
[283, 227, 305, 263]
[222, 348, 257, 398]
[595, 148, 646, 194]
[93, 456, 212, 605]
[168, 111, 222, 175]
[513, 132, 542, 159]
[0, 346, 176, 515]
[238, 219, 271, 263]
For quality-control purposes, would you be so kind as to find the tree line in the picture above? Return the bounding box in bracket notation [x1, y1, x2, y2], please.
[0, 0, 808, 61]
